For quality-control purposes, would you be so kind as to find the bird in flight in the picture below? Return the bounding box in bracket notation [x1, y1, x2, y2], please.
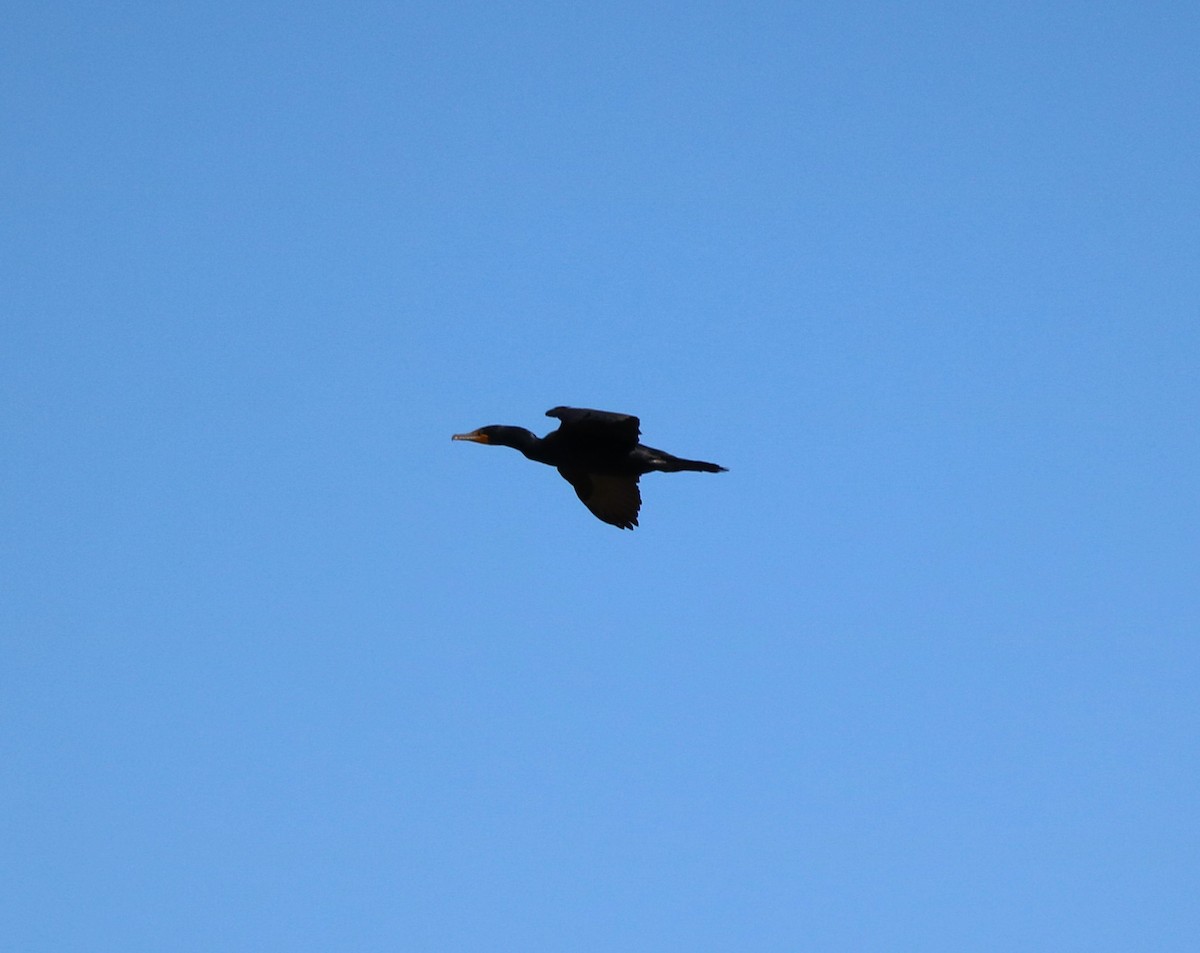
[453, 406, 727, 529]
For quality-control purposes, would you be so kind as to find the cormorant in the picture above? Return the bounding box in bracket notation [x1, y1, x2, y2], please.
[452, 406, 727, 529]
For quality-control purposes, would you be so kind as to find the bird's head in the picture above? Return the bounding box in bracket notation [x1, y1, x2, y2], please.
[451, 425, 540, 454]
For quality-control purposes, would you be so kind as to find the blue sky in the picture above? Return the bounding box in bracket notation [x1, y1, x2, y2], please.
[3, 1, 1198, 949]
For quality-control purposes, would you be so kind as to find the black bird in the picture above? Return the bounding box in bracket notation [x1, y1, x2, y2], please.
[453, 406, 727, 529]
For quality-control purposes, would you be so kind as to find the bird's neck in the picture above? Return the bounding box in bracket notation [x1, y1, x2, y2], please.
[493, 427, 548, 462]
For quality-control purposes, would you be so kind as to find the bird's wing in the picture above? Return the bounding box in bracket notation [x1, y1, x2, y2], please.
[557, 468, 641, 530]
[545, 406, 641, 452]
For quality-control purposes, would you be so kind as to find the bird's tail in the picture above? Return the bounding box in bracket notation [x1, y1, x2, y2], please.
[647, 449, 728, 473]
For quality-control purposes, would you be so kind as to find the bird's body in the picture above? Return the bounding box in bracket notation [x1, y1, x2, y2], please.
[453, 406, 727, 529]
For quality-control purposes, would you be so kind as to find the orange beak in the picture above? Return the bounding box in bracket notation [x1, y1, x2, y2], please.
[452, 430, 491, 444]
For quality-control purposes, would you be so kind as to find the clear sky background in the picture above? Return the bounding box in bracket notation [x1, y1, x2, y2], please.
[3, 2, 1198, 950]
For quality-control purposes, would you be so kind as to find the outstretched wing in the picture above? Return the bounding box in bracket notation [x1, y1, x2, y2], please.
[557, 467, 641, 530]
[546, 406, 640, 454]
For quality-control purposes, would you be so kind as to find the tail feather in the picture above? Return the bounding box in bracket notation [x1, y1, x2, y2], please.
[650, 453, 728, 473]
